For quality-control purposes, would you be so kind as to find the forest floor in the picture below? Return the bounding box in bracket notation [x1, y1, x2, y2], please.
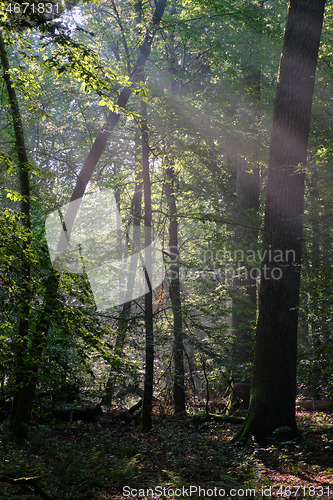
[0, 409, 333, 500]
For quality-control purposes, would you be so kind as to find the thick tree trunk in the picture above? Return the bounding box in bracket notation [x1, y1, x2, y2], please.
[140, 100, 154, 432]
[165, 165, 186, 416]
[236, 0, 326, 442]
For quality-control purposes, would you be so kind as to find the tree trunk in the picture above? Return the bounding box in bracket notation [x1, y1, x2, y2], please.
[163, 29, 186, 415]
[66, 0, 168, 230]
[232, 1, 262, 368]
[232, 161, 259, 365]
[165, 165, 186, 416]
[306, 169, 322, 396]
[236, 0, 326, 442]
[140, 100, 154, 432]
[102, 134, 143, 405]
[0, 31, 33, 440]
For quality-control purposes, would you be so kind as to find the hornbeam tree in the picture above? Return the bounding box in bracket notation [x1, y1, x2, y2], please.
[236, 0, 327, 442]
[140, 100, 154, 432]
[165, 164, 186, 416]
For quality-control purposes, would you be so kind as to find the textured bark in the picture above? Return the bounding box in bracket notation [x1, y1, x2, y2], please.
[236, 0, 326, 442]
[140, 101, 154, 432]
[165, 166, 186, 416]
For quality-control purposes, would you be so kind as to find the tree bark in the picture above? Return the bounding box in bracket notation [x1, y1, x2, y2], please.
[165, 165, 186, 416]
[140, 100, 154, 432]
[235, 0, 326, 442]
[163, 29, 186, 416]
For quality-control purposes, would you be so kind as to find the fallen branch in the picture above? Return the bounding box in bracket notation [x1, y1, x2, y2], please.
[296, 399, 333, 413]
[119, 399, 143, 424]
[188, 413, 245, 426]
[303, 425, 333, 435]
[0, 475, 54, 500]
[209, 413, 245, 424]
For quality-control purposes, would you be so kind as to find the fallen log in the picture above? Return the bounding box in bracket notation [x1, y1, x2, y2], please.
[296, 400, 333, 413]
[187, 413, 245, 426]
[127, 385, 158, 401]
[52, 403, 103, 423]
[209, 413, 245, 424]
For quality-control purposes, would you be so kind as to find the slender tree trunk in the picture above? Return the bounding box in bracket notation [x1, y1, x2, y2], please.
[102, 134, 143, 405]
[306, 169, 323, 397]
[66, 0, 168, 227]
[164, 28, 186, 416]
[165, 165, 186, 416]
[236, 0, 326, 442]
[0, 31, 33, 440]
[140, 100, 154, 432]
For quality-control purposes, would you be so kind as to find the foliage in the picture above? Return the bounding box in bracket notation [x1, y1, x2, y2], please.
[0, 0, 331, 459]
